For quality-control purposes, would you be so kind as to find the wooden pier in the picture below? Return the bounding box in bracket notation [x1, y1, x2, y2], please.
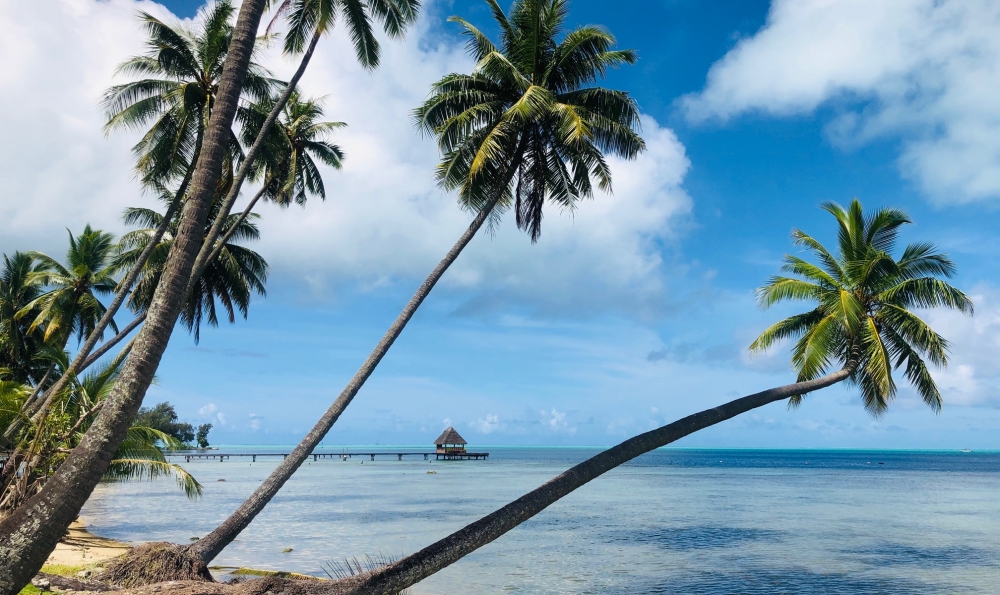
[165, 451, 488, 463]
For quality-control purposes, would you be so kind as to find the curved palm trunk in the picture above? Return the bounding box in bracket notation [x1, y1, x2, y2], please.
[0, 2, 267, 592]
[333, 368, 851, 595]
[190, 193, 507, 562]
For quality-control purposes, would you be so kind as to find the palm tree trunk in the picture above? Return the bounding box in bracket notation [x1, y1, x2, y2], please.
[80, 314, 145, 372]
[0, 2, 267, 592]
[189, 161, 523, 563]
[192, 28, 323, 283]
[333, 368, 852, 595]
[197, 178, 271, 273]
[23, 365, 53, 409]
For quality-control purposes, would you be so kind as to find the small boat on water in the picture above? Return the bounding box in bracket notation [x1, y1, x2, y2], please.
[960, 448, 973, 453]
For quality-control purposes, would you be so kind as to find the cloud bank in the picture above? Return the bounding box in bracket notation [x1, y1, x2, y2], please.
[0, 0, 691, 318]
[682, 0, 1000, 203]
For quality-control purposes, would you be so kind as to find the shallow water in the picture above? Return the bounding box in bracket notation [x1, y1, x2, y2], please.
[81, 448, 1000, 594]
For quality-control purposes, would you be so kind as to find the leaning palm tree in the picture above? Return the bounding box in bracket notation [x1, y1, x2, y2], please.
[184, 0, 644, 567]
[0, 2, 270, 589]
[333, 198, 973, 595]
[21, 2, 282, 452]
[113, 191, 269, 344]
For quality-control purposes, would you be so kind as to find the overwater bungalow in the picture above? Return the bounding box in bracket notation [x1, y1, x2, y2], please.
[435, 426, 467, 455]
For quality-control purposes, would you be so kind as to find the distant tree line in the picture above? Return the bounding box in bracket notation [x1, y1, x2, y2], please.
[134, 403, 212, 449]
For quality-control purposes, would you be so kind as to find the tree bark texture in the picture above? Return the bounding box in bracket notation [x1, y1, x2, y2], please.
[335, 368, 852, 595]
[0, 2, 267, 592]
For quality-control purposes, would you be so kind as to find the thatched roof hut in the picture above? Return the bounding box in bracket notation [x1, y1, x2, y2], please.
[434, 427, 467, 453]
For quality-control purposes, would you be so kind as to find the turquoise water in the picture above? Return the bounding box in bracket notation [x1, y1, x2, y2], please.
[81, 448, 1000, 594]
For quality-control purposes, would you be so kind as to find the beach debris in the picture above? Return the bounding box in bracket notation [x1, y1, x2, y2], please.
[282, 547, 294, 553]
[190, 536, 200, 540]
[31, 578, 50, 590]
[103, 541, 213, 586]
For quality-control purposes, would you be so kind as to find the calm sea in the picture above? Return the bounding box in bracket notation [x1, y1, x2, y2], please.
[81, 447, 1000, 594]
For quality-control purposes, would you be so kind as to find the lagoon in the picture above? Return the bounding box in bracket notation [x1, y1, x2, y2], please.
[81, 448, 1000, 594]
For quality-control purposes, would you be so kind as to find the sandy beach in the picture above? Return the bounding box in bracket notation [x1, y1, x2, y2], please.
[45, 519, 132, 568]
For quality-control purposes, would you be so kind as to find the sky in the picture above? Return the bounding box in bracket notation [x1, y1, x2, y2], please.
[3, 0, 1000, 448]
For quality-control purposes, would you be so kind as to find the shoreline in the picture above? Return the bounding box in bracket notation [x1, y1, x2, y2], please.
[46, 518, 132, 569]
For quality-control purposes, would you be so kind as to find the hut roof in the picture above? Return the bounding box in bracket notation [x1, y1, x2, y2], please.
[434, 427, 467, 445]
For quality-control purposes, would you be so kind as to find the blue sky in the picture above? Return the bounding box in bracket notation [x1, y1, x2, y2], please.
[4, 0, 1000, 448]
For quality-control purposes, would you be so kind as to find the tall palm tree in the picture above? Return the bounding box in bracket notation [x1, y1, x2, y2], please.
[335, 199, 973, 595]
[102, 0, 275, 186]
[0, 1, 270, 590]
[19, 227, 120, 350]
[113, 191, 269, 343]
[0, 253, 46, 385]
[29, 1, 281, 440]
[186, 0, 644, 566]
[193, 0, 420, 282]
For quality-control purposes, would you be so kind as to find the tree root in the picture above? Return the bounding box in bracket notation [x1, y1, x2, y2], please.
[103, 543, 214, 587]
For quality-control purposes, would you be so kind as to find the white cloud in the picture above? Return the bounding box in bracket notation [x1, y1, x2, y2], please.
[198, 403, 217, 417]
[681, 0, 1000, 202]
[470, 414, 500, 435]
[0, 0, 691, 318]
[922, 285, 1000, 408]
[0, 0, 178, 257]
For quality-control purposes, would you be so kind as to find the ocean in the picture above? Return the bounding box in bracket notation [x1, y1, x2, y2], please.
[80, 447, 1000, 594]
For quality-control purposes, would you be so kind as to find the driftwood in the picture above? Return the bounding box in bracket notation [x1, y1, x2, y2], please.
[33, 572, 116, 592]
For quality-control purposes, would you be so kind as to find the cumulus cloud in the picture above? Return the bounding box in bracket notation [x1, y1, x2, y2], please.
[681, 0, 1000, 202]
[0, 0, 691, 318]
[470, 414, 500, 435]
[921, 285, 1000, 408]
[0, 0, 177, 257]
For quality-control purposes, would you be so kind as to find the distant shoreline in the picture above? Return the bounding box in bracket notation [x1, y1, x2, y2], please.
[196, 444, 998, 453]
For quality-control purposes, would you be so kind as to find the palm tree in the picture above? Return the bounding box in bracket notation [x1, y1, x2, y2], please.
[334, 198, 972, 595]
[191, 0, 419, 283]
[113, 191, 269, 343]
[10, 227, 120, 422]
[0, 352, 202, 518]
[0, 253, 46, 385]
[19, 227, 120, 350]
[186, 0, 644, 566]
[56, 0, 281, 382]
[241, 91, 345, 207]
[102, 0, 275, 186]
[0, 1, 270, 589]
[23, 1, 281, 447]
